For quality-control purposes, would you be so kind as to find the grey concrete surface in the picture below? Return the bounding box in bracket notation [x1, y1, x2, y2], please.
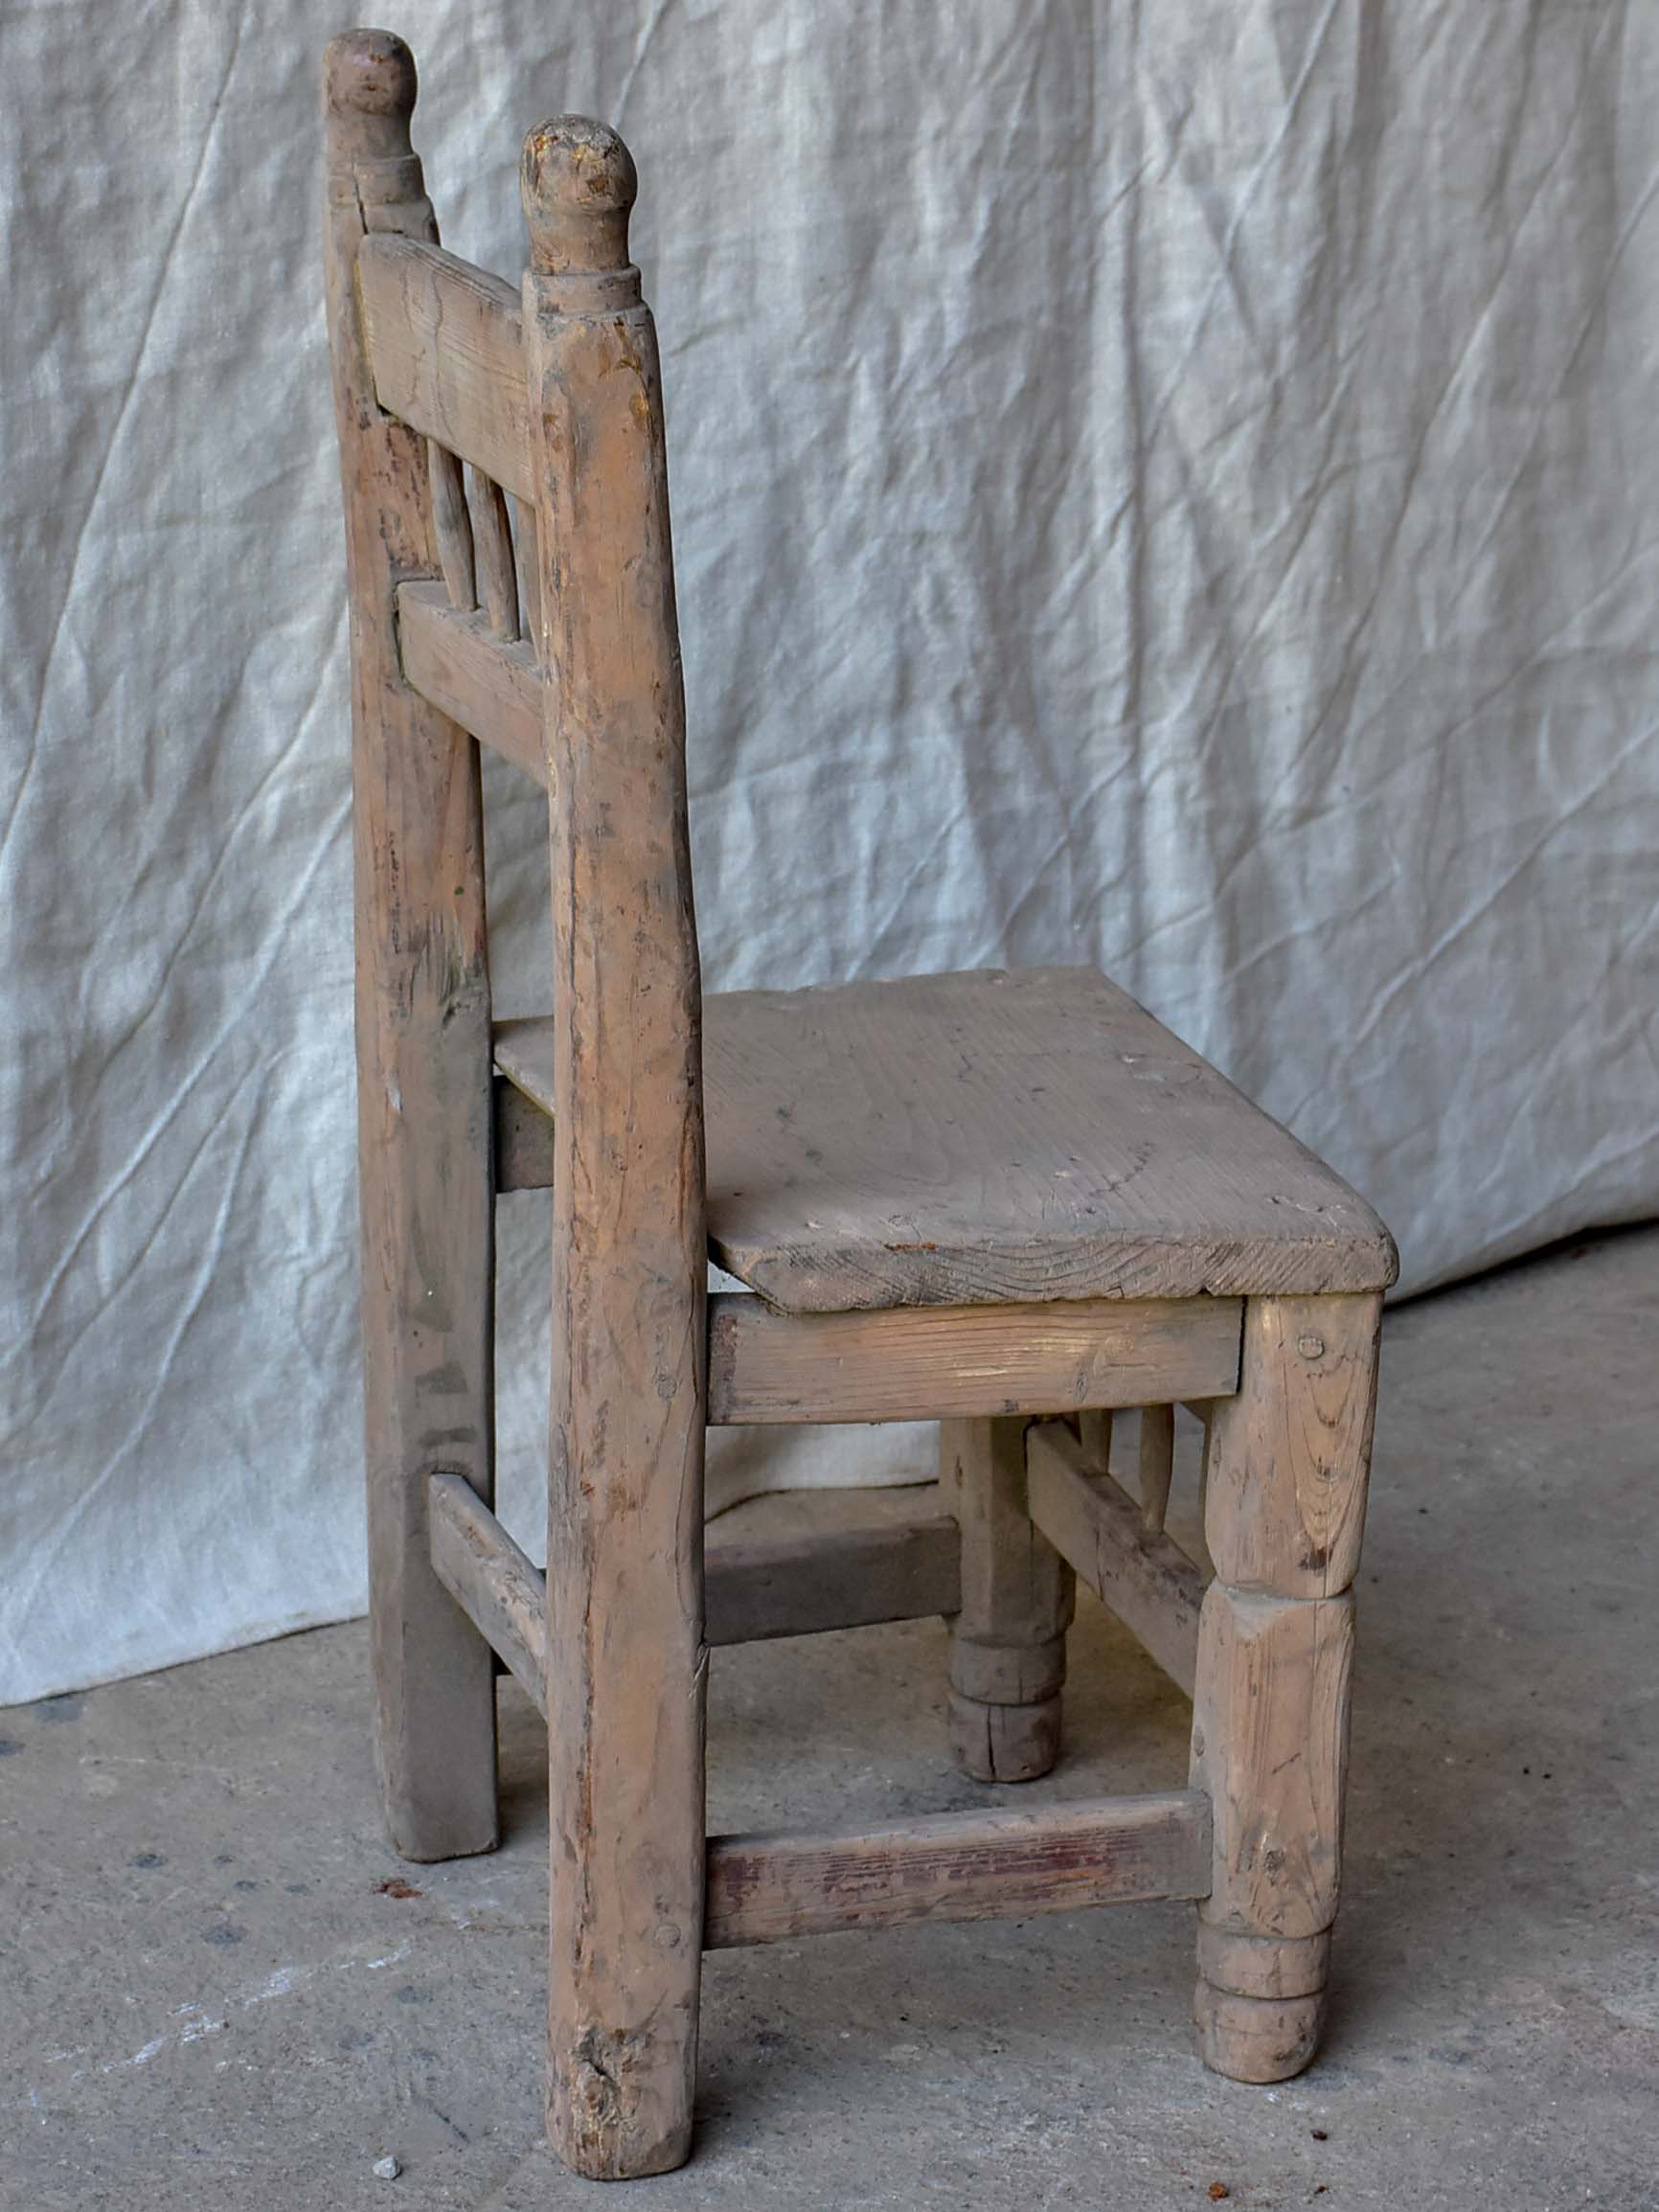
[3, 1226, 1657, 2210]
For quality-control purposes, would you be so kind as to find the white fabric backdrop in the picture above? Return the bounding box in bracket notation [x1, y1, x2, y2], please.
[4, 0, 1656, 1705]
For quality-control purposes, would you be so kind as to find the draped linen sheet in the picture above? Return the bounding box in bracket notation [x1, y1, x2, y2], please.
[3, 0, 1655, 1702]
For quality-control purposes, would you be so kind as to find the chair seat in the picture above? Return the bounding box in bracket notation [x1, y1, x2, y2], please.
[494, 966, 1397, 1314]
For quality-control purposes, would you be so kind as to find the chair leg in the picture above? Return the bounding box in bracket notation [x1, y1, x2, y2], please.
[324, 30, 500, 1867]
[523, 121, 709, 2178]
[1190, 1294, 1381, 2081]
[354, 811, 499, 1867]
[943, 1417, 1076, 1783]
[543, 1402, 707, 2178]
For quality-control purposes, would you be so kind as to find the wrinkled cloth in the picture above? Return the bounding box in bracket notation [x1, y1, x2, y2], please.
[3, 0, 1655, 1704]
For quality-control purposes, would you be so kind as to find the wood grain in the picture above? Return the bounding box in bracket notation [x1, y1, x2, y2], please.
[1026, 1420, 1206, 1697]
[1190, 1585, 1354, 1942]
[427, 440, 477, 608]
[493, 969, 1398, 1311]
[511, 494, 543, 649]
[943, 1419, 1073, 1782]
[1197, 1922, 1330, 2000]
[322, 30, 498, 1864]
[702, 969, 1398, 1309]
[1078, 1407, 1113, 1472]
[706, 1291, 1242, 1425]
[396, 582, 547, 786]
[1138, 1402, 1176, 1536]
[357, 233, 531, 501]
[705, 1790, 1211, 1948]
[1203, 1293, 1383, 1599]
[706, 1514, 961, 1645]
[426, 1484, 960, 1711]
[524, 118, 706, 2183]
[427, 1472, 545, 1715]
[469, 468, 519, 639]
[1189, 1288, 1377, 2085]
[1193, 1983, 1324, 2082]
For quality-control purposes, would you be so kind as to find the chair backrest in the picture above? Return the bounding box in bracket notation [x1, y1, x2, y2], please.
[321, 34, 708, 1588]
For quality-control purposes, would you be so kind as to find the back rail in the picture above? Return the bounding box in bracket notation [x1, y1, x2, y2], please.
[357, 230, 536, 746]
[357, 235, 533, 501]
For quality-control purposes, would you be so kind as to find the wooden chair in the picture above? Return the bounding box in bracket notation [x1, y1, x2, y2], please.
[322, 31, 1396, 2182]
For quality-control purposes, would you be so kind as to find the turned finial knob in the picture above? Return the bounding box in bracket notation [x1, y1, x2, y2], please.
[322, 29, 418, 158]
[521, 116, 637, 277]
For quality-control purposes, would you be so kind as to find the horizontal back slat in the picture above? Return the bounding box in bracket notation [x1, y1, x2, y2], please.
[358, 235, 532, 502]
[396, 582, 547, 785]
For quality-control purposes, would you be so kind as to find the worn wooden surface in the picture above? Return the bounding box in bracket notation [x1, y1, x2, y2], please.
[1204, 1294, 1383, 1599]
[492, 969, 1396, 1311]
[357, 234, 530, 500]
[1026, 1420, 1206, 1698]
[1190, 1585, 1356, 2079]
[705, 1790, 1211, 1948]
[396, 582, 546, 786]
[433, 1479, 958, 1681]
[332, 33, 1395, 2143]
[705, 1291, 1242, 1425]
[1190, 1291, 1377, 2084]
[943, 1419, 1073, 1783]
[469, 468, 519, 638]
[427, 1473, 546, 1717]
[322, 30, 498, 1865]
[706, 1514, 961, 1645]
[1197, 1922, 1330, 2001]
[426, 439, 477, 609]
[1138, 1402, 1177, 1535]
[1078, 1407, 1113, 1472]
[524, 117, 707, 2182]
[511, 494, 542, 647]
[1191, 1587, 1354, 1941]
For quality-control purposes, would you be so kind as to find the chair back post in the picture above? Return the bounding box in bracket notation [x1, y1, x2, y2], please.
[321, 32, 500, 1862]
[520, 120, 709, 2180]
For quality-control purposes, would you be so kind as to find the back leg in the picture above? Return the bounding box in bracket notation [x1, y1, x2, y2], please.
[943, 1417, 1075, 1783]
[322, 32, 500, 1863]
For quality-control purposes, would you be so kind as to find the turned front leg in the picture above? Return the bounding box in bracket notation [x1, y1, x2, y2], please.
[944, 1418, 1075, 1783]
[1190, 1294, 1381, 2082]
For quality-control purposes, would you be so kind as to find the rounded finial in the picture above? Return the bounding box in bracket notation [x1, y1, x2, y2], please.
[520, 116, 637, 276]
[323, 29, 417, 136]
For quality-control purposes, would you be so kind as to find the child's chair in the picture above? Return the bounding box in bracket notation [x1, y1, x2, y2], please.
[322, 30, 1395, 2181]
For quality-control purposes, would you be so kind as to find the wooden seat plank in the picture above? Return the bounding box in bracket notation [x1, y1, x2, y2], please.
[493, 968, 1396, 1312]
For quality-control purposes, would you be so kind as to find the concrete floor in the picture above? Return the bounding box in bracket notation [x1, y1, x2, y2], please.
[4, 1227, 1657, 2210]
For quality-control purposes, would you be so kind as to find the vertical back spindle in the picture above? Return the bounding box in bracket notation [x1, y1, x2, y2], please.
[511, 496, 543, 649]
[470, 468, 520, 639]
[429, 446, 478, 608]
